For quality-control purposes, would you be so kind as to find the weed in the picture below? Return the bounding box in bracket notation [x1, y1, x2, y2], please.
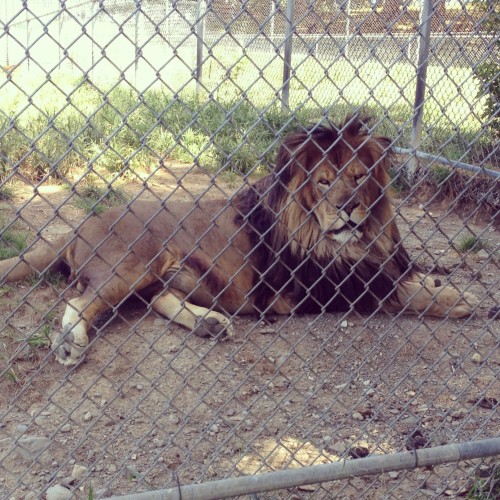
[43, 271, 66, 287]
[74, 185, 128, 215]
[431, 165, 453, 185]
[0, 184, 14, 200]
[456, 235, 486, 253]
[0, 285, 13, 296]
[24, 270, 66, 288]
[468, 463, 500, 499]
[26, 325, 51, 349]
[388, 166, 411, 195]
[0, 227, 29, 260]
[4, 368, 19, 383]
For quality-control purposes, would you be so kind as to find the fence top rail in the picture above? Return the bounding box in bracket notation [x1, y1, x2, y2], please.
[394, 148, 500, 179]
[105, 438, 500, 500]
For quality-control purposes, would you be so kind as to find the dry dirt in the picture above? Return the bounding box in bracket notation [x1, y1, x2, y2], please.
[0, 164, 499, 499]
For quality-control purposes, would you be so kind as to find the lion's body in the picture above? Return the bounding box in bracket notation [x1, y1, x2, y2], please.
[57, 199, 260, 315]
[0, 116, 477, 366]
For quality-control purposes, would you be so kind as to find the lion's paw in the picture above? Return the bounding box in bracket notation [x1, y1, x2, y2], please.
[446, 291, 478, 318]
[193, 313, 233, 340]
[51, 324, 88, 366]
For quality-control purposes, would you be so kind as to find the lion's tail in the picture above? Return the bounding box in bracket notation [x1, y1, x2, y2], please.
[0, 234, 70, 283]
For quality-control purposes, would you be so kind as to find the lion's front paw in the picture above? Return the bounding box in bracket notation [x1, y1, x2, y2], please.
[193, 313, 233, 340]
[51, 323, 88, 366]
[445, 291, 478, 318]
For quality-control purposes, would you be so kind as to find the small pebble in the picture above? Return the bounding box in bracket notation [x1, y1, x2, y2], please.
[328, 442, 347, 453]
[451, 408, 467, 420]
[71, 464, 88, 480]
[169, 414, 180, 425]
[471, 353, 482, 364]
[34, 416, 48, 426]
[417, 474, 428, 488]
[126, 465, 142, 479]
[258, 327, 276, 335]
[476, 249, 489, 260]
[45, 484, 72, 500]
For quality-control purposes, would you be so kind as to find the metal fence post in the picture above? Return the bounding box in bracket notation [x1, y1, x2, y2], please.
[408, 0, 434, 179]
[282, 0, 295, 112]
[135, 0, 141, 87]
[196, 0, 205, 97]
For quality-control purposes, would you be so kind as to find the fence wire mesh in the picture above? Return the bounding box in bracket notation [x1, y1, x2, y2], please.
[0, 0, 499, 498]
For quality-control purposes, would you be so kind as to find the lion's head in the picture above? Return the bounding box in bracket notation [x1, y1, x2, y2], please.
[267, 115, 395, 253]
[236, 115, 414, 314]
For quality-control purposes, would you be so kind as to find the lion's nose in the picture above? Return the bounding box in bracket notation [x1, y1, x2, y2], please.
[336, 201, 360, 215]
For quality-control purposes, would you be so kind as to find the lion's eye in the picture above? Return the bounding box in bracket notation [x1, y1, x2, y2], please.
[353, 174, 366, 183]
[318, 179, 330, 187]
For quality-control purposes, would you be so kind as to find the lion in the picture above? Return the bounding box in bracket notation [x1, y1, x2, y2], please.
[0, 116, 476, 366]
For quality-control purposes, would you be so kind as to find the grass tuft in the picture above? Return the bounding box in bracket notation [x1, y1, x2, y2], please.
[0, 227, 29, 260]
[468, 463, 500, 499]
[26, 325, 52, 349]
[74, 185, 128, 215]
[456, 235, 486, 253]
[0, 185, 15, 200]
[431, 165, 453, 186]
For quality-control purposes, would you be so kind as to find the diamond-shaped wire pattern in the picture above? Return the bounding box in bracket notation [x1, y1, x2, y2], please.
[0, 0, 499, 498]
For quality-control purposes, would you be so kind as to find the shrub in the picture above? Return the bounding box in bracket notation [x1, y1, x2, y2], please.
[474, 0, 500, 136]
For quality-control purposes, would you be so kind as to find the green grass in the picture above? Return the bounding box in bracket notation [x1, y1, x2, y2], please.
[26, 271, 67, 288]
[26, 325, 51, 349]
[0, 184, 14, 200]
[431, 165, 453, 186]
[74, 185, 129, 215]
[456, 235, 487, 253]
[468, 464, 500, 499]
[0, 227, 29, 260]
[0, 54, 495, 183]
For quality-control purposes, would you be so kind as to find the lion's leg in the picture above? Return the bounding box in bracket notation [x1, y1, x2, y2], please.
[394, 274, 477, 318]
[53, 271, 153, 365]
[52, 293, 109, 366]
[152, 291, 233, 339]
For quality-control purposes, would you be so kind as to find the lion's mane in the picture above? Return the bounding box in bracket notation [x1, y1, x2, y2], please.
[234, 116, 417, 315]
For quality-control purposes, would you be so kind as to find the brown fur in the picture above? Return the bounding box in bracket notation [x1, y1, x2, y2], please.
[0, 116, 476, 366]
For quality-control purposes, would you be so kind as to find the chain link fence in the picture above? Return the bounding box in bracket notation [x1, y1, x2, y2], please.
[0, 0, 499, 498]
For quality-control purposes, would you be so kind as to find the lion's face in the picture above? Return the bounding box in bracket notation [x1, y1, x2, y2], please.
[309, 156, 373, 244]
[276, 121, 391, 249]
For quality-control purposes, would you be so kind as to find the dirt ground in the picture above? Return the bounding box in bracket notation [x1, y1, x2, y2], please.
[0, 163, 499, 499]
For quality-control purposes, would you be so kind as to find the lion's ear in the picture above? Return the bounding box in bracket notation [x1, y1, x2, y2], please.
[374, 135, 392, 154]
[342, 114, 371, 137]
[368, 136, 392, 189]
[366, 135, 392, 166]
[275, 132, 310, 184]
